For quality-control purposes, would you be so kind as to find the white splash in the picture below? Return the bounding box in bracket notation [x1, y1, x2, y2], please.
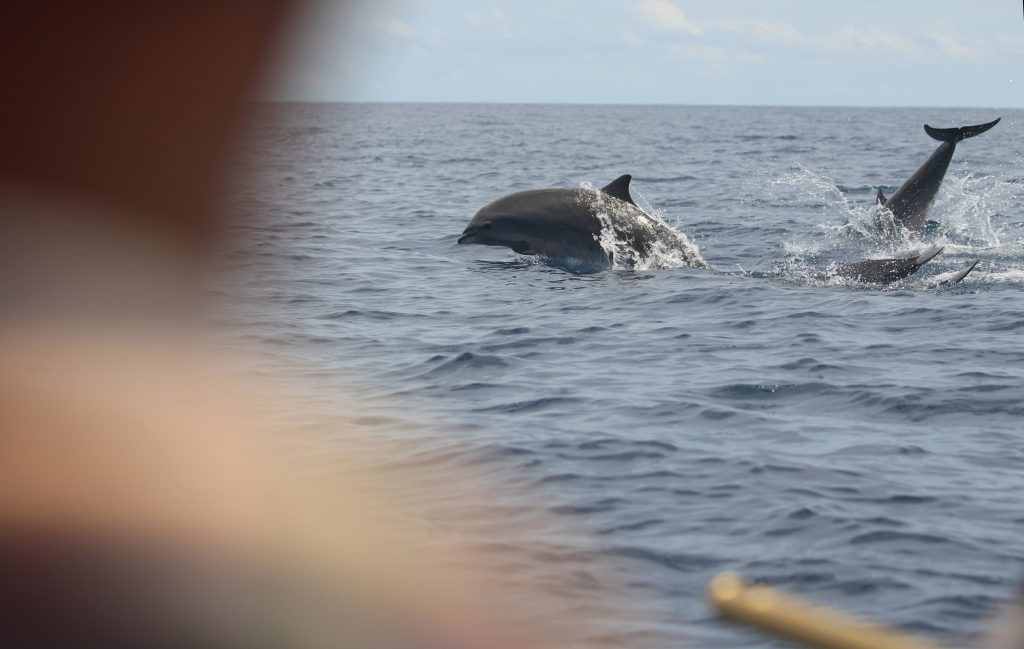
[762, 165, 1024, 288]
[580, 182, 707, 271]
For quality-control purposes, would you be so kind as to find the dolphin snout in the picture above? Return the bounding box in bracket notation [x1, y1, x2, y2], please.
[458, 223, 483, 244]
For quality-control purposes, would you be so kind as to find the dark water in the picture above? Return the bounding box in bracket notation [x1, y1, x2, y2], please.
[234, 103, 1024, 648]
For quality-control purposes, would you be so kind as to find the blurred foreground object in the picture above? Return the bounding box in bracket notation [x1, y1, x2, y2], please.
[0, 333, 523, 648]
[980, 586, 1024, 649]
[709, 573, 947, 649]
[0, 3, 618, 647]
[0, 1, 295, 319]
[711, 573, 1024, 649]
[0, 2, 292, 247]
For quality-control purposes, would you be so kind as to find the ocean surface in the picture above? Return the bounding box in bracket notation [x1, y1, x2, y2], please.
[231, 103, 1024, 648]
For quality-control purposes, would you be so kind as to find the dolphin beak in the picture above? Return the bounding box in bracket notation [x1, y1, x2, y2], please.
[457, 230, 475, 244]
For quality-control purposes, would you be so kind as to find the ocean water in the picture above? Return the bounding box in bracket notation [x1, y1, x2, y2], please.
[232, 103, 1024, 648]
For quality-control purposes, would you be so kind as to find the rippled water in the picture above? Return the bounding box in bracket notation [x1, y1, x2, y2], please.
[232, 103, 1024, 648]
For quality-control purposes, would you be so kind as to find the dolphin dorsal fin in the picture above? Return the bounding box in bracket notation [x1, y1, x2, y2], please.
[948, 260, 979, 285]
[600, 174, 636, 206]
[876, 188, 887, 205]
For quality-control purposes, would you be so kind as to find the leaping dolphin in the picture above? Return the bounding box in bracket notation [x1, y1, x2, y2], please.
[875, 118, 1000, 236]
[458, 175, 706, 271]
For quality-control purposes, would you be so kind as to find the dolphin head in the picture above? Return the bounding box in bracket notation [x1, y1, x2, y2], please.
[458, 194, 539, 255]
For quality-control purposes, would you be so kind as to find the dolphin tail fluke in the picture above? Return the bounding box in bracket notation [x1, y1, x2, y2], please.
[914, 245, 944, 267]
[943, 259, 980, 286]
[924, 118, 1000, 143]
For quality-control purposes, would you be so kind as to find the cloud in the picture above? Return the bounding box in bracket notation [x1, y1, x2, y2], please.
[621, 30, 647, 47]
[367, 14, 446, 48]
[833, 26, 922, 57]
[717, 20, 921, 58]
[925, 26, 989, 59]
[466, 6, 514, 39]
[623, 7, 997, 77]
[667, 43, 765, 73]
[629, 0, 702, 35]
[374, 18, 417, 39]
[731, 20, 809, 47]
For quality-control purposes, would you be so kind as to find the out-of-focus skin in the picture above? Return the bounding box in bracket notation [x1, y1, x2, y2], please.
[0, 4, 618, 647]
[0, 332, 530, 648]
[0, 2, 297, 321]
[0, 2, 292, 248]
[976, 583, 1024, 649]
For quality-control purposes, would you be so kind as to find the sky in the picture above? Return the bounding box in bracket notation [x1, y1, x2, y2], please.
[269, 0, 1024, 107]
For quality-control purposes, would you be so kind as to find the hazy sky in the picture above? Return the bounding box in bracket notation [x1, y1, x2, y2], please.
[271, 0, 1024, 106]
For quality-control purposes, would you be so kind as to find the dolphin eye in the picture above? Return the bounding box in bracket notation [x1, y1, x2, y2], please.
[482, 222, 493, 230]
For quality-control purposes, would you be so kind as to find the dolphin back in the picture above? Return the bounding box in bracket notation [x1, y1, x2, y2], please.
[914, 245, 944, 266]
[826, 246, 944, 285]
[923, 118, 1000, 143]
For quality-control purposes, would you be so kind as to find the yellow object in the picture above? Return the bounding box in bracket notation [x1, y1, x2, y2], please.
[708, 573, 950, 649]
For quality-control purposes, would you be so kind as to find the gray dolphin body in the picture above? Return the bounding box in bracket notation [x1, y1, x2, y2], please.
[820, 246, 977, 286]
[875, 118, 1000, 235]
[824, 246, 945, 284]
[458, 175, 706, 271]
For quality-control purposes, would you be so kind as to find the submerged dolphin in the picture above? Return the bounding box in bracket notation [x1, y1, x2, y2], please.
[875, 118, 1000, 235]
[458, 175, 707, 271]
[820, 246, 977, 286]
[824, 246, 944, 284]
[936, 259, 980, 286]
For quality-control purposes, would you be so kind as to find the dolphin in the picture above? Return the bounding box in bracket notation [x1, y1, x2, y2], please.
[936, 259, 980, 286]
[820, 246, 945, 285]
[458, 175, 707, 271]
[875, 118, 1000, 235]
